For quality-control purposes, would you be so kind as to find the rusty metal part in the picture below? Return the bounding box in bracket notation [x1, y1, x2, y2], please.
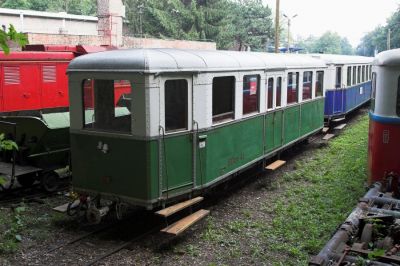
[368, 207, 400, 218]
[387, 244, 400, 256]
[350, 246, 400, 264]
[309, 182, 382, 266]
[335, 245, 350, 265]
[360, 223, 373, 244]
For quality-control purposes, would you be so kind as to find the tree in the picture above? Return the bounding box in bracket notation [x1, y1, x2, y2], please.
[230, 0, 273, 51]
[1, 0, 30, 9]
[0, 24, 29, 54]
[357, 5, 400, 56]
[295, 31, 354, 55]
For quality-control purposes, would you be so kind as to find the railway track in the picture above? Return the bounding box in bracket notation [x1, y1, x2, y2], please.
[37, 210, 163, 266]
[0, 184, 68, 205]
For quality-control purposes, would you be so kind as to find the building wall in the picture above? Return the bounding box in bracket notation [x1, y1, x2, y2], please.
[0, 8, 98, 35]
[27, 33, 216, 50]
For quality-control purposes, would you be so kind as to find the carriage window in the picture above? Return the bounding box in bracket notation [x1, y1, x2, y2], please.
[303, 71, 312, 100]
[362, 66, 366, 82]
[369, 65, 372, 80]
[335, 67, 342, 88]
[243, 75, 260, 114]
[287, 72, 299, 104]
[165, 79, 188, 132]
[353, 66, 357, 85]
[83, 79, 132, 133]
[397, 76, 400, 117]
[276, 77, 282, 107]
[267, 77, 274, 109]
[347, 67, 352, 86]
[357, 66, 361, 83]
[315, 71, 324, 97]
[213, 76, 235, 123]
[371, 72, 376, 112]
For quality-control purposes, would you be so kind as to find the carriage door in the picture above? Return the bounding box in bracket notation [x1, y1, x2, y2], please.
[161, 77, 193, 196]
[333, 66, 344, 114]
[265, 73, 284, 152]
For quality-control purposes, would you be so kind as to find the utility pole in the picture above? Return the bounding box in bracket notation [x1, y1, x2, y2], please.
[387, 28, 391, 50]
[283, 13, 297, 53]
[274, 0, 280, 53]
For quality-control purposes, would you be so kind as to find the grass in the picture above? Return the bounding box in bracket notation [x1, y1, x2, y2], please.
[200, 114, 370, 265]
[263, 114, 370, 264]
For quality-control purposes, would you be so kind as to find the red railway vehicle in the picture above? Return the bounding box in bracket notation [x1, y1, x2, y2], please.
[0, 45, 120, 113]
[368, 48, 400, 197]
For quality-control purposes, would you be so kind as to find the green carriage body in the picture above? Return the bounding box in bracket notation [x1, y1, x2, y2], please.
[68, 49, 326, 209]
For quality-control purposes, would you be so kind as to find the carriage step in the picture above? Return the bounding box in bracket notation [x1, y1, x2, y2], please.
[265, 160, 286, 171]
[161, 209, 210, 236]
[334, 123, 347, 130]
[155, 196, 204, 217]
[322, 134, 335, 140]
[322, 127, 329, 133]
[332, 117, 345, 122]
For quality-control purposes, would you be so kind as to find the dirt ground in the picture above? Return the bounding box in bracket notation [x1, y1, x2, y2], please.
[0, 108, 368, 266]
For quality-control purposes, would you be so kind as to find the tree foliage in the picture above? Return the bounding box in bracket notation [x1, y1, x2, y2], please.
[357, 5, 400, 56]
[1, 0, 97, 15]
[296, 32, 354, 55]
[123, 0, 273, 50]
[0, 24, 29, 54]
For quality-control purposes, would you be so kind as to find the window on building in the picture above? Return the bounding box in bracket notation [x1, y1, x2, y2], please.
[347, 67, 352, 86]
[303, 71, 313, 100]
[335, 67, 342, 88]
[397, 76, 400, 116]
[353, 66, 357, 85]
[371, 72, 376, 112]
[83, 79, 132, 133]
[357, 66, 361, 83]
[243, 75, 260, 114]
[165, 79, 188, 132]
[267, 77, 274, 109]
[276, 77, 282, 107]
[315, 71, 324, 97]
[287, 72, 299, 104]
[213, 76, 235, 123]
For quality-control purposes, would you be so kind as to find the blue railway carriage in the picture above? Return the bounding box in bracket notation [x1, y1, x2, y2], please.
[66, 48, 326, 222]
[311, 54, 373, 121]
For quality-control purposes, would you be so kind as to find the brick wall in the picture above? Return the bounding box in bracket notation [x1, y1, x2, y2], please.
[27, 33, 216, 50]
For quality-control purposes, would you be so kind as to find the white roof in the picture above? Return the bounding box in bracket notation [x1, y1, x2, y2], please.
[309, 54, 373, 65]
[374, 48, 400, 66]
[68, 48, 326, 73]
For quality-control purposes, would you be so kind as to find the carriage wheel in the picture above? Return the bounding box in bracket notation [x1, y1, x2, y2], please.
[41, 172, 59, 192]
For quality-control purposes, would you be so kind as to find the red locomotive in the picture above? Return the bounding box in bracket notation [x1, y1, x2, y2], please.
[368, 48, 400, 197]
[0, 45, 123, 113]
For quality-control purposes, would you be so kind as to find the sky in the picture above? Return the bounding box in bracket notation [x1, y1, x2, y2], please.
[262, 0, 400, 47]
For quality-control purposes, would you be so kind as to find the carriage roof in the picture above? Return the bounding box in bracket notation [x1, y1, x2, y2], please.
[373, 49, 400, 66]
[67, 48, 326, 74]
[310, 54, 373, 65]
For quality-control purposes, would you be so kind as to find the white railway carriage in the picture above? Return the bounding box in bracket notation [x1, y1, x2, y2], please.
[311, 54, 373, 121]
[67, 49, 326, 223]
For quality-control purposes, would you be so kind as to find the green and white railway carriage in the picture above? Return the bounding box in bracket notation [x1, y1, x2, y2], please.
[67, 49, 326, 211]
